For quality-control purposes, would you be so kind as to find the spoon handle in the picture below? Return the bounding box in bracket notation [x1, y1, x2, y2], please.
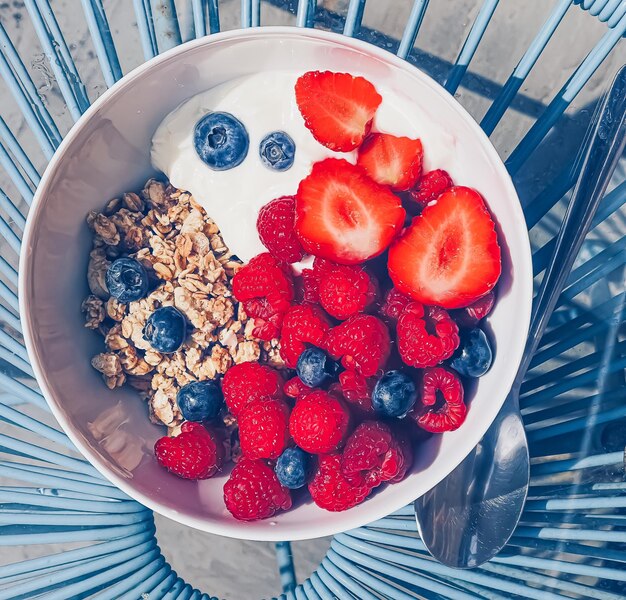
[518, 65, 626, 378]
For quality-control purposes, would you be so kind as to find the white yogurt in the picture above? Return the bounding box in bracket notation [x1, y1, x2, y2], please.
[151, 71, 456, 262]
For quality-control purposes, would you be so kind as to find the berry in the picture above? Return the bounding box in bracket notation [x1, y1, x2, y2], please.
[222, 362, 284, 417]
[371, 370, 417, 418]
[318, 262, 378, 320]
[357, 133, 423, 191]
[143, 306, 187, 353]
[284, 375, 312, 399]
[238, 397, 291, 460]
[177, 380, 223, 422]
[280, 304, 331, 368]
[154, 422, 224, 480]
[396, 302, 460, 368]
[339, 370, 376, 414]
[295, 70, 382, 152]
[224, 458, 292, 521]
[452, 291, 495, 329]
[341, 421, 413, 487]
[410, 367, 466, 433]
[308, 453, 371, 511]
[194, 112, 249, 170]
[233, 253, 294, 339]
[105, 258, 149, 303]
[325, 314, 390, 377]
[259, 131, 296, 171]
[256, 196, 304, 264]
[449, 328, 493, 377]
[378, 287, 412, 323]
[407, 169, 453, 207]
[388, 186, 502, 309]
[296, 347, 340, 387]
[289, 390, 351, 454]
[299, 268, 321, 303]
[295, 158, 405, 265]
[275, 447, 311, 489]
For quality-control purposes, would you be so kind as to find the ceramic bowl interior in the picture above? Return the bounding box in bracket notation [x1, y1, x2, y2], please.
[20, 27, 532, 541]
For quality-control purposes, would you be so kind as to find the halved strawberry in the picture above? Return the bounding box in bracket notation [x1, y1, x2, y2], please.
[295, 71, 382, 152]
[295, 158, 406, 265]
[357, 133, 423, 191]
[388, 186, 501, 309]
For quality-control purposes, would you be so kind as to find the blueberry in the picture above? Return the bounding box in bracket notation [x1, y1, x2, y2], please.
[372, 371, 417, 418]
[296, 347, 340, 387]
[194, 112, 249, 170]
[275, 447, 310, 489]
[177, 380, 223, 422]
[259, 131, 295, 171]
[143, 306, 187, 353]
[105, 258, 149, 303]
[450, 328, 493, 378]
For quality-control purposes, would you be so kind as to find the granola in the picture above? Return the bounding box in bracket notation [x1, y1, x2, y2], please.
[83, 178, 284, 428]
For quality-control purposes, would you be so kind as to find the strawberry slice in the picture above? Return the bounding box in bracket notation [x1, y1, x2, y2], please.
[357, 133, 423, 191]
[295, 158, 406, 265]
[388, 186, 501, 309]
[295, 71, 382, 152]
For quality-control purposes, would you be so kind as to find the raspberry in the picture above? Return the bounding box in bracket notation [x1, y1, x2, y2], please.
[257, 196, 305, 264]
[308, 453, 371, 511]
[299, 268, 320, 303]
[242, 298, 284, 340]
[289, 390, 351, 454]
[284, 375, 312, 399]
[280, 304, 331, 368]
[238, 397, 291, 460]
[154, 422, 224, 480]
[452, 291, 495, 329]
[325, 314, 390, 377]
[410, 367, 466, 432]
[379, 287, 412, 322]
[397, 302, 459, 368]
[341, 421, 413, 488]
[224, 458, 292, 521]
[233, 253, 294, 336]
[222, 362, 284, 417]
[318, 262, 378, 320]
[407, 169, 453, 208]
[339, 370, 376, 415]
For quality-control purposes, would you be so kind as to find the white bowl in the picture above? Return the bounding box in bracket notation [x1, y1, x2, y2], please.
[19, 27, 532, 541]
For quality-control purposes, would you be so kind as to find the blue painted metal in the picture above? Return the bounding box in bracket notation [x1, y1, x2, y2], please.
[0, 1, 625, 598]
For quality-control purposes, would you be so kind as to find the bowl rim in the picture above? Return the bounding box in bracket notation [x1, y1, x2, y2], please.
[19, 26, 533, 541]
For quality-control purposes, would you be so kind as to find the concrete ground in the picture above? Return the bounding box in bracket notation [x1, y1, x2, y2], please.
[0, 0, 624, 597]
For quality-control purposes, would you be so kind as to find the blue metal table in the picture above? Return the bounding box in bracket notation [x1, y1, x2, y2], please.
[0, 1, 624, 598]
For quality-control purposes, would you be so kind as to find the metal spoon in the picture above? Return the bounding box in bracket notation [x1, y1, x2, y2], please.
[414, 65, 626, 569]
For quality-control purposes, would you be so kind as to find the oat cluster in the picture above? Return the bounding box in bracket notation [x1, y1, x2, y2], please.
[81, 179, 283, 432]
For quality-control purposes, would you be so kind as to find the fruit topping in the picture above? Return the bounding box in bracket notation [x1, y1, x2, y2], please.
[289, 390, 351, 454]
[339, 370, 376, 415]
[317, 261, 378, 320]
[296, 347, 340, 388]
[177, 380, 224, 422]
[295, 158, 406, 265]
[279, 304, 331, 368]
[388, 186, 501, 309]
[396, 302, 460, 368]
[275, 447, 311, 489]
[411, 367, 466, 433]
[284, 375, 312, 399]
[194, 111, 249, 170]
[357, 133, 423, 191]
[371, 370, 417, 418]
[295, 71, 382, 152]
[452, 291, 495, 329]
[449, 328, 493, 378]
[224, 458, 292, 521]
[106, 258, 150, 303]
[259, 131, 296, 171]
[378, 287, 412, 322]
[325, 314, 390, 377]
[238, 397, 291, 460]
[407, 169, 453, 208]
[154, 422, 224, 480]
[256, 196, 304, 264]
[221, 362, 284, 417]
[143, 306, 187, 353]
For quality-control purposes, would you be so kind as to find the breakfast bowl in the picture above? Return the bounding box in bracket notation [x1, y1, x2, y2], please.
[19, 27, 532, 541]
